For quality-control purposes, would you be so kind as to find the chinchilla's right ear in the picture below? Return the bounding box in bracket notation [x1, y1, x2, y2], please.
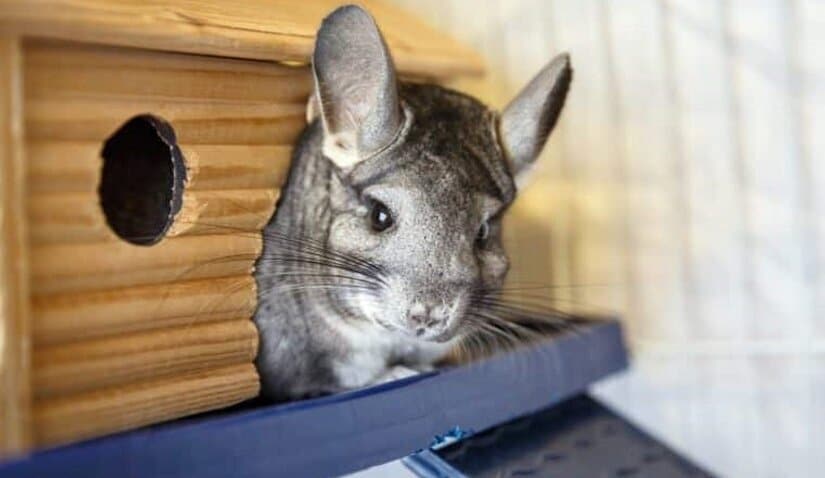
[309, 5, 403, 172]
[499, 53, 572, 189]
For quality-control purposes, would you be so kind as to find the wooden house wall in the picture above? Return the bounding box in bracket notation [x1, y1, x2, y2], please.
[23, 40, 309, 446]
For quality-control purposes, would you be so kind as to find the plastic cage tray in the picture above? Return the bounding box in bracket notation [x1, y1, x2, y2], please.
[0, 319, 626, 478]
[404, 394, 715, 477]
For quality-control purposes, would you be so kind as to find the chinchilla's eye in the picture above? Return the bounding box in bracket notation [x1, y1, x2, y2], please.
[476, 221, 490, 245]
[369, 200, 394, 232]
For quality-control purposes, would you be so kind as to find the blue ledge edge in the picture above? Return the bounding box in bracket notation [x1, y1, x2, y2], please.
[0, 319, 627, 478]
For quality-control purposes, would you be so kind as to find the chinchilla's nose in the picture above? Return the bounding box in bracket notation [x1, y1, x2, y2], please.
[407, 302, 449, 334]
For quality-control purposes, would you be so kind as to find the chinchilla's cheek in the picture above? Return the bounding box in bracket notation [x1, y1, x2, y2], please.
[328, 213, 380, 253]
[381, 276, 409, 319]
[479, 249, 509, 287]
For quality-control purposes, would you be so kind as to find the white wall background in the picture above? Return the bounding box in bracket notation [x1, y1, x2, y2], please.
[389, 1, 825, 476]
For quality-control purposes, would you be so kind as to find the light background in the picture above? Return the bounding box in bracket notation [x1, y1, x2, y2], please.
[386, 1, 824, 476]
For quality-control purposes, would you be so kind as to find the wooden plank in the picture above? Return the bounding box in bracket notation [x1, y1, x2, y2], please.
[168, 189, 279, 238]
[25, 40, 313, 104]
[34, 363, 260, 447]
[25, 98, 306, 145]
[29, 188, 279, 244]
[30, 234, 262, 295]
[182, 144, 291, 191]
[28, 142, 292, 193]
[24, 38, 306, 76]
[0, 35, 31, 455]
[34, 320, 258, 398]
[0, 0, 485, 79]
[32, 276, 256, 346]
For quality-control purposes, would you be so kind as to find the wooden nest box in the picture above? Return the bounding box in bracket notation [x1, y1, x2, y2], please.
[0, 0, 483, 454]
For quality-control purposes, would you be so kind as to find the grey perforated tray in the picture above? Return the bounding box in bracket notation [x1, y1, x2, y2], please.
[404, 394, 715, 477]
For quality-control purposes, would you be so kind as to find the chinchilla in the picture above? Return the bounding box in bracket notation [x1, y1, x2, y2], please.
[253, 5, 572, 401]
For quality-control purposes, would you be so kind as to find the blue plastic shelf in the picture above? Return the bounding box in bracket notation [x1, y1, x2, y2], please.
[0, 319, 626, 478]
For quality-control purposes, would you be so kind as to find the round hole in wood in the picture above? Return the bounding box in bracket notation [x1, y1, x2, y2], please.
[99, 114, 187, 246]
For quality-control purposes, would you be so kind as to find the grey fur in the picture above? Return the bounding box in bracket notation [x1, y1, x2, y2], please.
[312, 5, 402, 169]
[253, 5, 572, 400]
[500, 54, 572, 187]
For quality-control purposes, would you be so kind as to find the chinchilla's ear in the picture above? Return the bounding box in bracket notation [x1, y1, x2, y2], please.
[499, 53, 572, 189]
[311, 5, 403, 171]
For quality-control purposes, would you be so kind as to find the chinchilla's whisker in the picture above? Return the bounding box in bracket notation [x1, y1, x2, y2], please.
[453, 325, 488, 360]
[258, 274, 382, 289]
[466, 317, 529, 347]
[151, 273, 254, 332]
[259, 284, 379, 298]
[473, 291, 608, 316]
[259, 255, 374, 277]
[257, 281, 382, 298]
[170, 219, 385, 279]
[265, 252, 380, 276]
[471, 292, 578, 317]
[477, 309, 582, 337]
[259, 262, 385, 289]
[257, 271, 381, 288]
[471, 300, 575, 324]
[262, 242, 385, 281]
[259, 248, 382, 275]
[468, 298, 583, 337]
[476, 291, 584, 307]
[195, 275, 254, 315]
[470, 295, 563, 318]
[457, 314, 531, 360]
[465, 314, 523, 341]
[472, 287, 572, 303]
[473, 283, 620, 312]
[262, 230, 383, 275]
[469, 312, 546, 341]
[494, 281, 618, 291]
[468, 314, 550, 379]
[168, 253, 262, 285]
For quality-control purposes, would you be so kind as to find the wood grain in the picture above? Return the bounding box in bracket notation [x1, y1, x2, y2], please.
[29, 188, 279, 244]
[0, 35, 31, 456]
[32, 276, 256, 346]
[0, 0, 484, 79]
[19, 35, 296, 447]
[167, 188, 279, 237]
[25, 98, 306, 145]
[25, 39, 313, 104]
[34, 363, 260, 447]
[30, 234, 262, 295]
[34, 320, 258, 398]
[28, 142, 292, 194]
[24, 41, 309, 145]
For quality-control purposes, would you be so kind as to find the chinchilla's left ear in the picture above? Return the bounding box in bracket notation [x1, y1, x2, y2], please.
[499, 53, 572, 189]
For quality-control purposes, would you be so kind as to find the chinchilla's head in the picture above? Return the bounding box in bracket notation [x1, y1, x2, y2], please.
[309, 5, 571, 342]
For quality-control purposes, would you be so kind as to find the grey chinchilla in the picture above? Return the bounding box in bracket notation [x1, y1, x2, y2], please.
[253, 5, 572, 400]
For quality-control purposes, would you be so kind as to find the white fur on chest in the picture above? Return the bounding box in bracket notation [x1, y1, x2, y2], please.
[327, 318, 450, 389]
